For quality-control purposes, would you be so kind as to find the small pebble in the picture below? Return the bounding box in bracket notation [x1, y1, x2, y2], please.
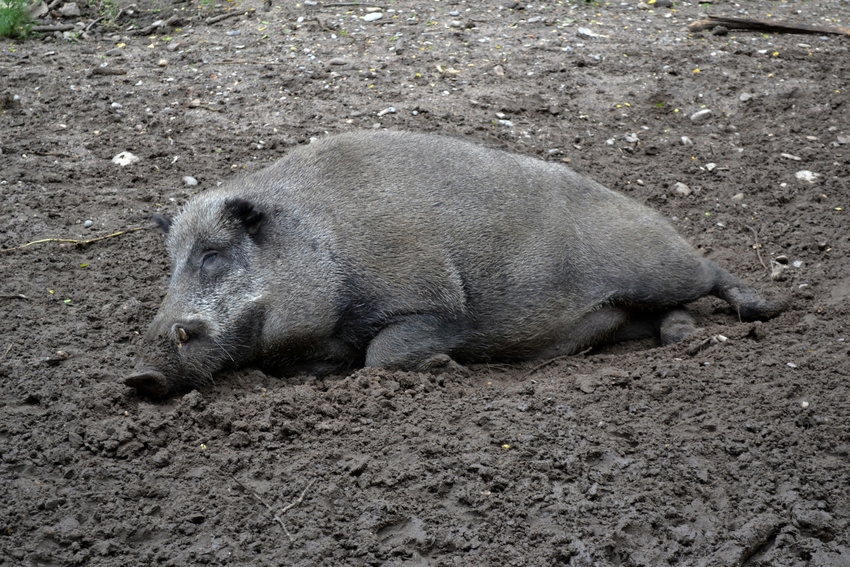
[183, 176, 198, 186]
[705, 163, 716, 172]
[527, 16, 543, 23]
[690, 109, 713, 124]
[327, 57, 349, 66]
[112, 151, 140, 166]
[226, 30, 241, 36]
[731, 193, 744, 202]
[577, 27, 603, 39]
[363, 12, 383, 22]
[111, 102, 123, 109]
[449, 10, 460, 16]
[792, 260, 803, 269]
[157, 59, 168, 67]
[675, 182, 692, 197]
[498, 119, 514, 127]
[801, 400, 809, 408]
[680, 136, 693, 146]
[739, 92, 753, 102]
[59, 2, 81, 17]
[105, 48, 123, 57]
[376, 106, 396, 117]
[83, 220, 93, 228]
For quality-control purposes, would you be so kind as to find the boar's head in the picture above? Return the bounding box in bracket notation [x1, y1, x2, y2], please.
[125, 196, 267, 397]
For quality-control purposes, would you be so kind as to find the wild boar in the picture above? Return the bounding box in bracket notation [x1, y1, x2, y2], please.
[125, 131, 784, 396]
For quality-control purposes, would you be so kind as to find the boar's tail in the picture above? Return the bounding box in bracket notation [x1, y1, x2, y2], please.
[710, 264, 787, 321]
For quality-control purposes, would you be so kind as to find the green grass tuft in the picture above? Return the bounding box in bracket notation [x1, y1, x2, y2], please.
[0, 0, 34, 39]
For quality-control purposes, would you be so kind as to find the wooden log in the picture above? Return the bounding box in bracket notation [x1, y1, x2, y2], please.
[689, 15, 850, 37]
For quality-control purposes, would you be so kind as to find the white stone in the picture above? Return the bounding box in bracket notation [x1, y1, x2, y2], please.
[795, 170, 820, 183]
[690, 109, 713, 124]
[112, 151, 140, 166]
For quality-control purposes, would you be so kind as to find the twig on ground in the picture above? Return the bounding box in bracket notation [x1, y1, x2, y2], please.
[89, 67, 127, 76]
[689, 15, 850, 36]
[1, 228, 145, 253]
[31, 24, 75, 32]
[206, 10, 249, 25]
[279, 479, 316, 516]
[131, 14, 180, 35]
[745, 225, 769, 273]
[114, 3, 137, 22]
[231, 476, 316, 543]
[85, 16, 103, 32]
[522, 347, 593, 379]
[321, 3, 386, 8]
[686, 334, 727, 356]
[0, 344, 12, 362]
[0, 294, 29, 300]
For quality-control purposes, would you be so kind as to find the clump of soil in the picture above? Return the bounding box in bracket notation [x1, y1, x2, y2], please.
[1, 1, 848, 565]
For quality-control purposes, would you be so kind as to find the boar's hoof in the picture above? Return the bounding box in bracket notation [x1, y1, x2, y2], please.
[125, 369, 170, 398]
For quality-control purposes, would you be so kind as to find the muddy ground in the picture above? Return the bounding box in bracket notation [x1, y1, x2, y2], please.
[1, 0, 849, 565]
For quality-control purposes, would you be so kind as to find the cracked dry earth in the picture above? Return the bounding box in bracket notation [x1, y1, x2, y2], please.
[1, 0, 849, 565]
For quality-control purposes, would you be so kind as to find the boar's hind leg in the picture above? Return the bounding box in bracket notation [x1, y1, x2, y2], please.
[609, 308, 697, 345]
[539, 306, 631, 358]
[658, 309, 698, 344]
[711, 265, 786, 321]
[365, 314, 468, 373]
[549, 307, 697, 357]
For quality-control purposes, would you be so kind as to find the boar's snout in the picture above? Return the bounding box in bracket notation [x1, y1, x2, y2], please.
[124, 317, 219, 397]
[124, 367, 170, 398]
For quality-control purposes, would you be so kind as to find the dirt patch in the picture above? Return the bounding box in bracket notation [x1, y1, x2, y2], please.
[1, 0, 849, 565]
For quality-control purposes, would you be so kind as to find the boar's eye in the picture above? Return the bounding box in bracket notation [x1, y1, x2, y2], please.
[200, 251, 220, 270]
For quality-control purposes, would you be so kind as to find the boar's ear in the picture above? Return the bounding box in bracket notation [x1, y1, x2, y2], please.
[225, 198, 264, 237]
[153, 213, 171, 234]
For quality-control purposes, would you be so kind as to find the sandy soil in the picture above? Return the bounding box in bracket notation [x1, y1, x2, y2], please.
[1, 0, 849, 565]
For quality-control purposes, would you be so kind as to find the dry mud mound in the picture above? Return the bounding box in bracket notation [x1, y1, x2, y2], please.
[1, 0, 849, 565]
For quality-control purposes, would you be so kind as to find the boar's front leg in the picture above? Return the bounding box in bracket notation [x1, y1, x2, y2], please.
[365, 314, 469, 373]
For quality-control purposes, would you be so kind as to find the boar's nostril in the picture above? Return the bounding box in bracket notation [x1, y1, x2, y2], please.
[124, 369, 170, 398]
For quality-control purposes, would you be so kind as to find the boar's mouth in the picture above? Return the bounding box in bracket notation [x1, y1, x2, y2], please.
[124, 368, 170, 398]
